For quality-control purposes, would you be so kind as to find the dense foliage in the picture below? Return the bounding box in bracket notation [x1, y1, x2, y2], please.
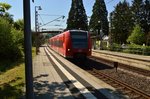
[0, 3, 13, 23]
[66, 0, 88, 30]
[14, 19, 24, 31]
[0, 17, 22, 61]
[110, 0, 133, 44]
[110, 0, 150, 45]
[127, 24, 145, 45]
[89, 0, 108, 35]
[131, 0, 150, 45]
[131, 0, 143, 25]
[0, 2, 24, 62]
[140, 0, 150, 45]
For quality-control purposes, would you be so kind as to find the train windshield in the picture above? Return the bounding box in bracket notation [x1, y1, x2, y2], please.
[70, 31, 88, 48]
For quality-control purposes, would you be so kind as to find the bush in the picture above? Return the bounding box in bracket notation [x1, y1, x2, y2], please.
[142, 46, 150, 55]
[11, 28, 24, 48]
[122, 44, 150, 55]
[0, 17, 22, 61]
[108, 43, 150, 55]
[109, 43, 122, 51]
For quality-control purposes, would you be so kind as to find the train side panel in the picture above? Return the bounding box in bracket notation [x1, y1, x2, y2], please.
[63, 31, 72, 58]
[58, 32, 67, 57]
[87, 32, 92, 56]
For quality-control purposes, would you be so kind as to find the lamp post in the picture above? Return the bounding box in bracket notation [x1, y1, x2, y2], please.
[98, 20, 103, 50]
[35, 6, 42, 55]
[98, 20, 100, 36]
[97, 21, 100, 49]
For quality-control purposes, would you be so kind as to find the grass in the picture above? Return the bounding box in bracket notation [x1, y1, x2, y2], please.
[0, 47, 36, 99]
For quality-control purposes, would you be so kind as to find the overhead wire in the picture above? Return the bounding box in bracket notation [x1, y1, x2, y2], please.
[38, 14, 45, 25]
[106, 0, 114, 5]
[39, 14, 64, 17]
[38, 0, 115, 29]
[38, 14, 66, 28]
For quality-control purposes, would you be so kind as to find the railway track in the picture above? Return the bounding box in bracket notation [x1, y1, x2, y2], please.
[46, 46, 150, 98]
[87, 69, 150, 99]
[91, 52, 150, 77]
[67, 56, 150, 98]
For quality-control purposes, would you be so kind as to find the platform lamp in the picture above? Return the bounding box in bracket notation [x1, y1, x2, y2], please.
[97, 20, 101, 36]
[96, 20, 101, 49]
[35, 6, 42, 55]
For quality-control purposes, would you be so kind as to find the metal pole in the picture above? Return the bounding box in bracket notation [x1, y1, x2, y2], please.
[109, 12, 113, 50]
[35, 6, 41, 55]
[23, 0, 34, 99]
[35, 7, 39, 55]
[99, 23, 103, 50]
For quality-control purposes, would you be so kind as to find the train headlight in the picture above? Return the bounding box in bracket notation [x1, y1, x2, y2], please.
[68, 49, 70, 51]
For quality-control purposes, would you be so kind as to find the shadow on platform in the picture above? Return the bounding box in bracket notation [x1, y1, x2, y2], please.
[33, 74, 126, 99]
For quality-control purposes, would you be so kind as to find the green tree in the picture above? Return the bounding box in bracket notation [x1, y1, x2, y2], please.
[11, 28, 24, 48]
[14, 19, 24, 30]
[0, 17, 22, 61]
[66, 0, 88, 30]
[111, 0, 133, 44]
[13, 19, 24, 48]
[0, 3, 11, 14]
[0, 2, 13, 23]
[139, 0, 150, 45]
[131, 0, 143, 25]
[127, 0, 150, 45]
[127, 24, 145, 45]
[89, 0, 108, 35]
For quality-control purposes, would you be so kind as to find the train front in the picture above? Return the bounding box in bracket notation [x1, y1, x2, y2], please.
[70, 30, 91, 59]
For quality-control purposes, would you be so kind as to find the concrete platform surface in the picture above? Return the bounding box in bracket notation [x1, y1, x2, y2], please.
[33, 47, 128, 99]
[33, 47, 73, 99]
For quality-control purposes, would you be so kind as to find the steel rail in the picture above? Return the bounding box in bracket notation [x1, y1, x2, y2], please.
[88, 69, 150, 99]
[90, 55, 150, 77]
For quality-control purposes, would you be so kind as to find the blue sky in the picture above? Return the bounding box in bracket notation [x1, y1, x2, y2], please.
[1, 0, 131, 30]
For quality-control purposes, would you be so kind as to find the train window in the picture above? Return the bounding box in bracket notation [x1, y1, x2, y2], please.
[63, 34, 65, 41]
[54, 40, 63, 48]
[71, 31, 88, 48]
[72, 35, 87, 39]
[59, 40, 63, 48]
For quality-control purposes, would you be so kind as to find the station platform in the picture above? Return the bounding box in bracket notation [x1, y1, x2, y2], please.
[92, 50, 150, 71]
[93, 49, 150, 62]
[33, 47, 127, 99]
[33, 47, 73, 99]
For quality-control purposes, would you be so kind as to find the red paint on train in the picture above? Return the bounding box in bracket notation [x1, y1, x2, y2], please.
[48, 30, 92, 58]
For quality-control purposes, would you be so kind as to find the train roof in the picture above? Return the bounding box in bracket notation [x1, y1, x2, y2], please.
[50, 29, 88, 39]
[67, 29, 88, 33]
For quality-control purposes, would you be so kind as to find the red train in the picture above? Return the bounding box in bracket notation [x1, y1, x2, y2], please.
[48, 30, 92, 59]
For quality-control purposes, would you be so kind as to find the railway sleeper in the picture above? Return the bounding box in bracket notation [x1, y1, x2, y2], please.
[123, 90, 133, 94]
[116, 86, 125, 90]
[111, 83, 119, 86]
[132, 95, 142, 99]
[105, 80, 115, 84]
[89, 72, 97, 75]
